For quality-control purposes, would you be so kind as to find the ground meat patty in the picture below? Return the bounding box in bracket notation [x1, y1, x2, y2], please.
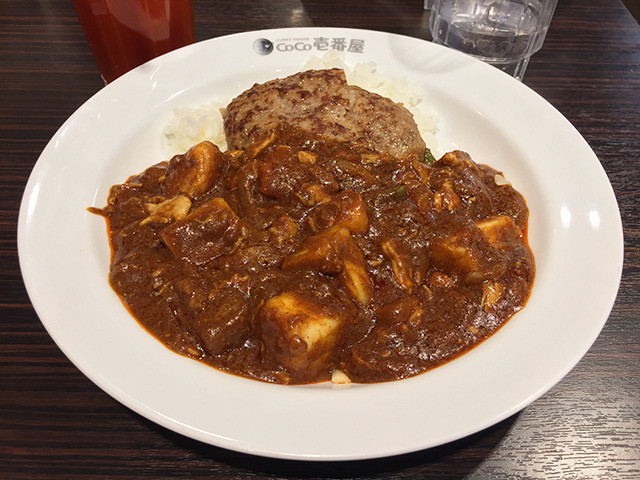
[223, 68, 427, 160]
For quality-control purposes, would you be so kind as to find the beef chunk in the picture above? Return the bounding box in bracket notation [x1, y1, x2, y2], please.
[161, 197, 247, 265]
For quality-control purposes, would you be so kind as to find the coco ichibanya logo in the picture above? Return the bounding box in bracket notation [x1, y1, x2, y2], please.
[253, 37, 365, 55]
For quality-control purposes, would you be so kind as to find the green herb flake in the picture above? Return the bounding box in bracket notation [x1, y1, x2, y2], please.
[423, 148, 436, 165]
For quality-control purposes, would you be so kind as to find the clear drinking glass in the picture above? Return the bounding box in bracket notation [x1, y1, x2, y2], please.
[429, 0, 558, 80]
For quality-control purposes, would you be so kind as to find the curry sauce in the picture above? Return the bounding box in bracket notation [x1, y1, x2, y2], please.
[91, 126, 534, 384]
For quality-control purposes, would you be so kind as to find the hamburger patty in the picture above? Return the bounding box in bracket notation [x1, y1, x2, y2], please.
[223, 68, 427, 160]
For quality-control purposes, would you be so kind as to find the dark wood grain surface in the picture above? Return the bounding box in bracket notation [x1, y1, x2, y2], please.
[1, 0, 638, 478]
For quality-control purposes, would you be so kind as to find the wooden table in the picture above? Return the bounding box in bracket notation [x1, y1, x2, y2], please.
[2, 0, 638, 478]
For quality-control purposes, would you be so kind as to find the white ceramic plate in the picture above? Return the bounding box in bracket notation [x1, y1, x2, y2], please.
[18, 28, 623, 461]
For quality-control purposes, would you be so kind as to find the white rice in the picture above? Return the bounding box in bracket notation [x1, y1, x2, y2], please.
[163, 52, 439, 155]
[164, 98, 229, 154]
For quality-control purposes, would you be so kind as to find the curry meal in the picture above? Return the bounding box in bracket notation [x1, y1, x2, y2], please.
[91, 69, 535, 384]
